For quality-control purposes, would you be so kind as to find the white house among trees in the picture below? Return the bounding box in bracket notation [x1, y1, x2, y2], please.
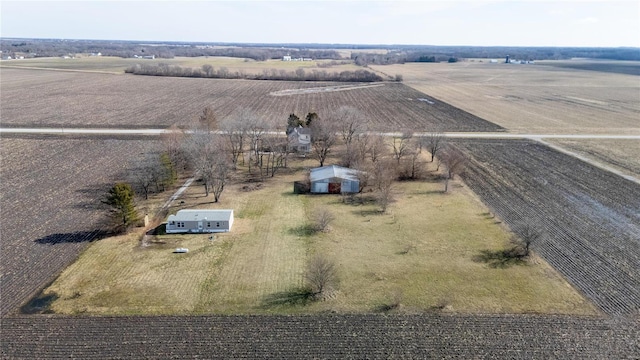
[166, 209, 234, 233]
[288, 127, 312, 153]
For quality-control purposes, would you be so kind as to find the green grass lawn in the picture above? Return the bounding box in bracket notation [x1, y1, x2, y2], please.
[44, 164, 596, 316]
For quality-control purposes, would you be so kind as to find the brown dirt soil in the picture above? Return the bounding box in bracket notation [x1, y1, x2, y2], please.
[455, 139, 640, 316]
[0, 137, 159, 315]
[0, 68, 501, 132]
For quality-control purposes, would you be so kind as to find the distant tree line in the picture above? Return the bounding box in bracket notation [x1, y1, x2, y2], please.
[0, 39, 342, 60]
[351, 47, 640, 65]
[3, 38, 637, 61]
[125, 63, 383, 82]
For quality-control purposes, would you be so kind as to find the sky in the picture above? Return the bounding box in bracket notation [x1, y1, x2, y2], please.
[1, 0, 639, 48]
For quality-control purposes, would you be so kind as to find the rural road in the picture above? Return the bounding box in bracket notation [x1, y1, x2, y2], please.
[2, 127, 640, 140]
[3, 126, 638, 184]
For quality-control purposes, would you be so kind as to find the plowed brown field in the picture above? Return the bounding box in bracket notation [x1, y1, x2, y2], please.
[456, 139, 640, 316]
[2, 314, 638, 358]
[0, 68, 502, 132]
[0, 137, 157, 315]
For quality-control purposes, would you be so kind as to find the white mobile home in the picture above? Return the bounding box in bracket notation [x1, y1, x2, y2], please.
[166, 209, 234, 233]
[310, 165, 360, 194]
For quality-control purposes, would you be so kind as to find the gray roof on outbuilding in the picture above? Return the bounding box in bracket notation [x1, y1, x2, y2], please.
[310, 165, 359, 182]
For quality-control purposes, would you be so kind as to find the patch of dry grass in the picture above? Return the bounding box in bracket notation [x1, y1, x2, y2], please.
[44, 159, 597, 316]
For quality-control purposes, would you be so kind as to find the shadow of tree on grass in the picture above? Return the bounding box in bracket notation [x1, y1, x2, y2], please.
[472, 249, 526, 269]
[261, 288, 315, 308]
[287, 224, 317, 237]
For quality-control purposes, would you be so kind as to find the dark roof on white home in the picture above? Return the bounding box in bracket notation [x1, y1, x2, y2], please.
[310, 165, 359, 182]
[167, 209, 233, 222]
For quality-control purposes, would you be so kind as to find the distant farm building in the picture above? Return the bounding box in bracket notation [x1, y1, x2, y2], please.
[282, 55, 292, 61]
[310, 165, 360, 194]
[166, 209, 234, 233]
[288, 127, 311, 153]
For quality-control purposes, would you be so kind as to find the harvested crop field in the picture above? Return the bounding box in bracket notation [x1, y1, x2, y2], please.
[0, 68, 502, 132]
[537, 60, 640, 76]
[2, 314, 638, 358]
[546, 138, 640, 180]
[456, 139, 640, 316]
[0, 136, 157, 315]
[372, 62, 640, 135]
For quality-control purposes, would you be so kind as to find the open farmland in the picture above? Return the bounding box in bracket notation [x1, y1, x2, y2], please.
[456, 139, 640, 316]
[2, 314, 638, 358]
[0, 136, 158, 315]
[546, 138, 640, 180]
[0, 56, 363, 74]
[371, 61, 640, 135]
[537, 60, 640, 76]
[0, 68, 502, 132]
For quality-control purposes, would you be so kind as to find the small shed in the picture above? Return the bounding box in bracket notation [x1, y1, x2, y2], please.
[166, 209, 234, 233]
[310, 165, 360, 194]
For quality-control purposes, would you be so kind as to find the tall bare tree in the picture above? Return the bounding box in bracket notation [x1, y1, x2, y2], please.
[510, 222, 543, 258]
[373, 159, 396, 212]
[368, 134, 386, 164]
[185, 130, 227, 197]
[439, 146, 466, 192]
[405, 139, 424, 180]
[209, 154, 230, 203]
[305, 254, 337, 296]
[129, 153, 155, 200]
[354, 132, 371, 165]
[426, 131, 445, 162]
[220, 108, 254, 167]
[391, 132, 413, 164]
[310, 116, 337, 167]
[333, 106, 365, 147]
[161, 124, 186, 172]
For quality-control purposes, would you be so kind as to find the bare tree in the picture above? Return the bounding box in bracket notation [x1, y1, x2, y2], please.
[439, 146, 466, 192]
[509, 222, 543, 258]
[391, 132, 413, 164]
[305, 254, 337, 297]
[199, 106, 218, 132]
[161, 124, 186, 172]
[426, 131, 445, 162]
[373, 159, 396, 212]
[313, 208, 335, 233]
[333, 106, 365, 147]
[128, 153, 156, 200]
[220, 109, 253, 167]
[185, 130, 227, 197]
[353, 161, 372, 193]
[245, 112, 271, 172]
[209, 155, 230, 203]
[404, 139, 424, 180]
[310, 116, 337, 167]
[354, 132, 371, 165]
[368, 134, 386, 164]
[259, 135, 289, 178]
